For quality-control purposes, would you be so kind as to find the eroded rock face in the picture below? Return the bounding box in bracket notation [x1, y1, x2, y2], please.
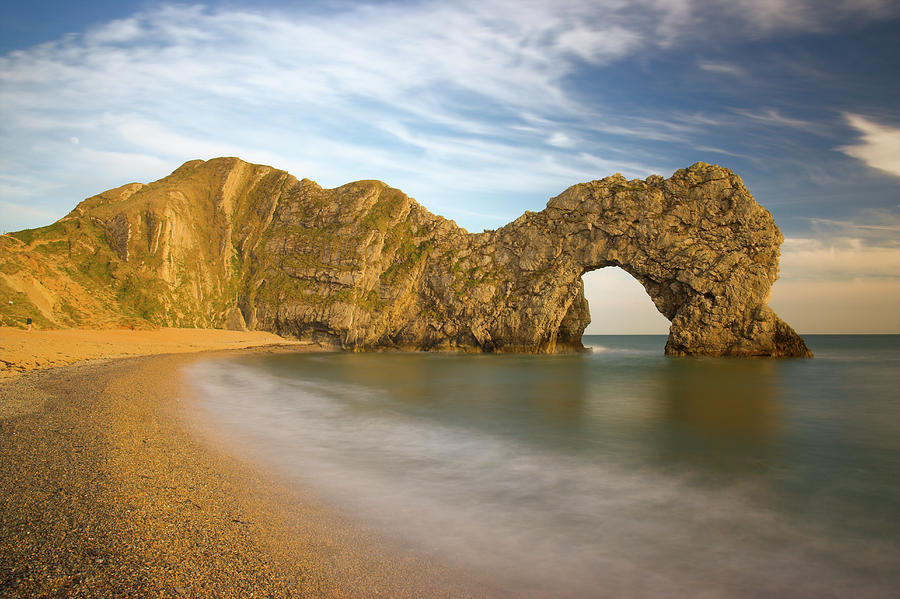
[0, 158, 811, 357]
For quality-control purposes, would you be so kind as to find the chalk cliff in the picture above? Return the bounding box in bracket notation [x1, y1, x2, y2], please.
[0, 157, 811, 357]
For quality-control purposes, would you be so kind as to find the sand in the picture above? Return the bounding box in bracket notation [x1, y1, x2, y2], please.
[0, 326, 305, 378]
[0, 338, 494, 597]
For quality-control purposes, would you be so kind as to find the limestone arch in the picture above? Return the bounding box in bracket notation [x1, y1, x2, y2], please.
[491, 162, 812, 356]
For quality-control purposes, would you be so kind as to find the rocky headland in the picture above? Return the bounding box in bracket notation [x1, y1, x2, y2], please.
[0, 157, 811, 357]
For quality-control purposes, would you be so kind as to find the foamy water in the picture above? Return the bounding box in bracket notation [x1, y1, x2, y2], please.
[188, 336, 900, 598]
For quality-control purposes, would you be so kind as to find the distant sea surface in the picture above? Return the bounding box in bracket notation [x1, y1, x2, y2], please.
[188, 335, 900, 598]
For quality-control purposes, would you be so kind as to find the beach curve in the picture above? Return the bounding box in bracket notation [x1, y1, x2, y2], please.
[0, 344, 495, 597]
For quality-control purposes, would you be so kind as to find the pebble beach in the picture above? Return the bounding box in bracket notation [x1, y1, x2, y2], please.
[0, 330, 489, 598]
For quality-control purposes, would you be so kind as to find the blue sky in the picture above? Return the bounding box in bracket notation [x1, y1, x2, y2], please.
[1, 0, 898, 333]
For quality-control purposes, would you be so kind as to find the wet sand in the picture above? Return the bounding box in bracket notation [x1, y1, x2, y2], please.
[0, 349, 497, 598]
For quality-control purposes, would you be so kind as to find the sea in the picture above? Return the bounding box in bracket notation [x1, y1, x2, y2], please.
[187, 335, 900, 598]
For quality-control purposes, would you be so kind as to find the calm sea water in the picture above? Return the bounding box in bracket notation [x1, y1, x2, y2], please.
[188, 335, 900, 598]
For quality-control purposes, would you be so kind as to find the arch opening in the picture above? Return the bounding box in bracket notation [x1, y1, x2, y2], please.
[581, 267, 670, 336]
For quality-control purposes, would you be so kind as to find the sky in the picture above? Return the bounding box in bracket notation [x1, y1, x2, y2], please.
[1, 0, 898, 334]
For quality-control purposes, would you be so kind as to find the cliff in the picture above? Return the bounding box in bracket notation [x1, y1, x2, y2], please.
[0, 157, 811, 357]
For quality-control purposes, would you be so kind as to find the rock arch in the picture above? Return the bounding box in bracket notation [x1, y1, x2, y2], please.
[433, 162, 811, 356]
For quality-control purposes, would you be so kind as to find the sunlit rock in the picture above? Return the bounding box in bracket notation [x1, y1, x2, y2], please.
[0, 158, 811, 357]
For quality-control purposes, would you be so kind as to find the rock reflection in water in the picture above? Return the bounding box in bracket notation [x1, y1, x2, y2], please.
[651, 359, 781, 475]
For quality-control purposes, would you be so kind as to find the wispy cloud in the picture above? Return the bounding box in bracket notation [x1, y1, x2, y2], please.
[0, 0, 676, 231]
[837, 114, 900, 178]
[698, 61, 746, 78]
[556, 24, 642, 63]
[645, 0, 900, 45]
[780, 236, 900, 281]
[732, 108, 822, 132]
[84, 17, 144, 44]
[547, 132, 576, 148]
[1, 0, 898, 236]
[803, 209, 900, 247]
[699, 0, 898, 34]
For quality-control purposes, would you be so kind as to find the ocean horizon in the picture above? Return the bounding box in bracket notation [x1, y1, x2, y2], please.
[188, 334, 900, 598]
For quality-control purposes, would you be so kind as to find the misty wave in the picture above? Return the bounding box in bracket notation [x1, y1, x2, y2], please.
[187, 350, 900, 599]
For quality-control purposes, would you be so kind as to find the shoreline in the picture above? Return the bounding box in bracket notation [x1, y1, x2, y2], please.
[0, 348, 494, 598]
[0, 326, 308, 379]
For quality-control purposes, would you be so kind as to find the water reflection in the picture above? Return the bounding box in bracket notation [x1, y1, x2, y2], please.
[254, 349, 782, 473]
[662, 359, 780, 440]
[190, 337, 900, 599]
[641, 359, 782, 476]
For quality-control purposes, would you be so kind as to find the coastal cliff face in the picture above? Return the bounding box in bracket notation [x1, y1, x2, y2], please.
[0, 157, 811, 357]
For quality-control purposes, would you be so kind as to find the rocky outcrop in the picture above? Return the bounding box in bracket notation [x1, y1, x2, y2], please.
[0, 157, 811, 357]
